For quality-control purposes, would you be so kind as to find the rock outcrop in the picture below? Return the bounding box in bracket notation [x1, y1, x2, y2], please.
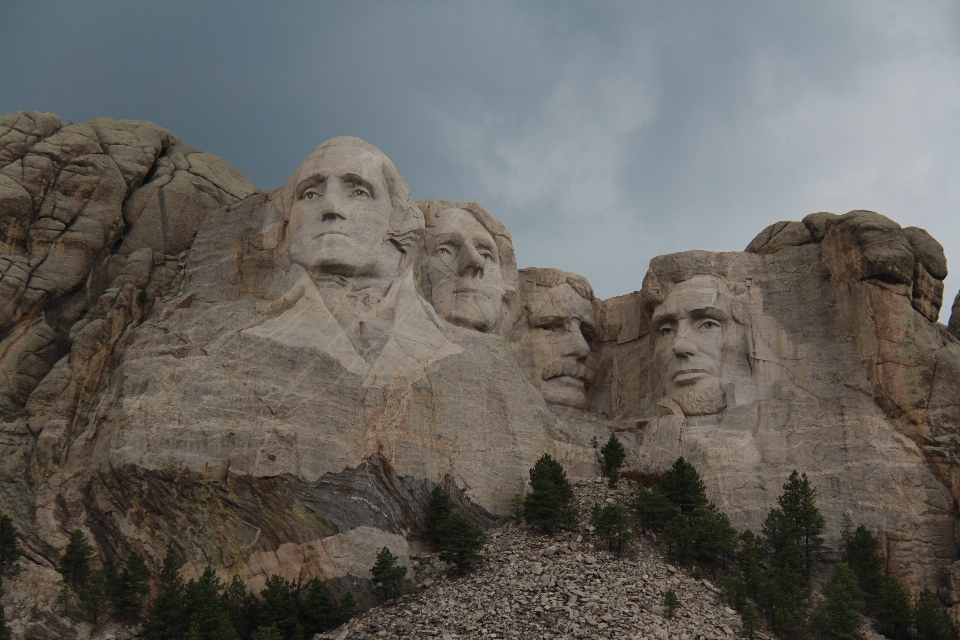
[0, 113, 958, 622]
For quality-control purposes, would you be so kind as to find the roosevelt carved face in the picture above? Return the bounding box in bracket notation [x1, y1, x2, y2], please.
[424, 207, 504, 332]
[288, 145, 402, 279]
[516, 283, 595, 410]
[652, 275, 732, 416]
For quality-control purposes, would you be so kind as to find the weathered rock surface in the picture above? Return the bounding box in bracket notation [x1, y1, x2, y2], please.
[0, 112, 957, 626]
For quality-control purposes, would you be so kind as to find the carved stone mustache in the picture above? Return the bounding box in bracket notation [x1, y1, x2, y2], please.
[541, 359, 593, 383]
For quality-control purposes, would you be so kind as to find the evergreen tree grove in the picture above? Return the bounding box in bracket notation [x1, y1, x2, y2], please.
[113, 550, 150, 621]
[914, 589, 959, 640]
[777, 471, 825, 580]
[599, 433, 626, 483]
[435, 511, 486, 572]
[592, 501, 635, 555]
[811, 563, 865, 640]
[425, 485, 454, 546]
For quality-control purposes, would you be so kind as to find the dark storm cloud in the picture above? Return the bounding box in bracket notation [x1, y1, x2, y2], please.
[2, 1, 959, 318]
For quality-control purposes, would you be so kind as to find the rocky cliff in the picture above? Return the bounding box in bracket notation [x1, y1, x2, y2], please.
[0, 112, 958, 621]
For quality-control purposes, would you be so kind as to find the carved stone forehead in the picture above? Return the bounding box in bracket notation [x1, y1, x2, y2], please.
[529, 283, 595, 323]
[292, 137, 389, 187]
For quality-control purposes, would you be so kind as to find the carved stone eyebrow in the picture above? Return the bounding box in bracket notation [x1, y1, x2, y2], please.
[340, 172, 376, 197]
[688, 306, 729, 322]
[295, 173, 327, 199]
[651, 309, 677, 327]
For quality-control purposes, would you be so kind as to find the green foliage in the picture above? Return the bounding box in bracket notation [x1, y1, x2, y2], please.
[59, 529, 95, 589]
[607, 468, 620, 488]
[0, 515, 20, 573]
[78, 569, 109, 624]
[664, 589, 681, 617]
[223, 574, 259, 638]
[252, 626, 283, 640]
[371, 546, 407, 600]
[112, 550, 150, 621]
[758, 550, 809, 638]
[741, 605, 760, 639]
[664, 512, 695, 561]
[810, 563, 864, 640]
[436, 511, 486, 572]
[143, 545, 187, 640]
[600, 433, 626, 481]
[737, 530, 766, 600]
[0, 576, 11, 640]
[717, 571, 748, 610]
[591, 501, 635, 555]
[873, 575, 913, 640]
[659, 457, 709, 516]
[693, 508, 737, 565]
[337, 591, 358, 622]
[302, 578, 336, 634]
[523, 454, 578, 533]
[633, 484, 675, 530]
[56, 583, 72, 615]
[509, 493, 525, 520]
[776, 471, 825, 580]
[841, 523, 884, 606]
[914, 589, 959, 640]
[259, 574, 301, 640]
[184, 566, 236, 640]
[425, 485, 454, 546]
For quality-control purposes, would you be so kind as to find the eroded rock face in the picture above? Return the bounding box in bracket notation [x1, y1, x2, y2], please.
[0, 113, 957, 615]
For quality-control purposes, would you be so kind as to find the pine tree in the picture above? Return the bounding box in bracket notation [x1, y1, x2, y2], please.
[184, 566, 232, 639]
[0, 515, 19, 573]
[633, 484, 676, 530]
[259, 574, 301, 640]
[56, 584, 73, 615]
[425, 485, 454, 546]
[0, 576, 11, 640]
[664, 590, 681, 617]
[841, 524, 884, 609]
[758, 544, 809, 638]
[693, 508, 737, 566]
[777, 471, 825, 580]
[871, 574, 913, 640]
[223, 574, 259, 638]
[600, 433, 626, 482]
[717, 571, 748, 610]
[914, 589, 959, 640]
[436, 511, 486, 572]
[810, 563, 864, 640]
[337, 591, 358, 622]
[664, 513, 695, 562]
[659, 457, 709, 516]
[370, 547, 407, 600]
[592, 501, 635, 555]
[143, 545, 187, 640]
[113, 550, 150, 621]
[523, 454, 578, 533]
[252, 625, 284, 640]
[737, 530, 766, 600]
[741, 605, 760, 639]
[302, 578, 336, 634]
[78, 569, 109, 624]
[59, 529, 95, 589]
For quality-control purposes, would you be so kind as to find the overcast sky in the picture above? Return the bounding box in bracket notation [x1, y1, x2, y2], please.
[3, 1, 959, 320]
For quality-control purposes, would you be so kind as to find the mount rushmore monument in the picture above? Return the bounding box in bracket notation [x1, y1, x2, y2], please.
[1, 111, 959, 613]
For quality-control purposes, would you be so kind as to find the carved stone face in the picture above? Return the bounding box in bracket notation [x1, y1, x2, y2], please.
[517, 283, 595, 410]
[424, 207, 504, 332]
[287, 145, 401, 279]
[652, 275, 732, 416]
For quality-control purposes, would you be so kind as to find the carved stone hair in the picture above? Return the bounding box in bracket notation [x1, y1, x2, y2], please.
[517, 267, 596, 304]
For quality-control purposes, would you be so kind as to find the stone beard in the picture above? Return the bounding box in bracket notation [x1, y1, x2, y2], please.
[651, 275, 736, 417]
[512, 268, 596, 411]
[420, 203, 505, 333]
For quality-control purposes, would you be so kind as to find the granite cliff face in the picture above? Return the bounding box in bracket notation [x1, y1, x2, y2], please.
[0, 112, 958, 618]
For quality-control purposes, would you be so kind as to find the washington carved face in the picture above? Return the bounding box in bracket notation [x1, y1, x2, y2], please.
[517, 283, 595, 410]
[424, 207, 504, 332]
[652, 275, 731, 416]
[288, 145, 400, 279]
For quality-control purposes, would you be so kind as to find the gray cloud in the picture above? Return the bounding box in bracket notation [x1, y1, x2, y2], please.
[2, 1, 958, 318]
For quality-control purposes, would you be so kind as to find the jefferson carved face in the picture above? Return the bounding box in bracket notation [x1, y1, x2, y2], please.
[652, 275, 732, 416]
[516, 283, 595, 410]
[288, 145, 401, 279]
[424, 207, 504, 332]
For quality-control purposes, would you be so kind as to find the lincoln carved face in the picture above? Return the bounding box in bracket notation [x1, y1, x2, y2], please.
[423, 207, 505, 332]
[652, 275, 733, 416]
[287, 142, 407, 279]
[513, 269, 596, 411]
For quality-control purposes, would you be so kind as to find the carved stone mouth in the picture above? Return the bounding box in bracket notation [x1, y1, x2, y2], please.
[672, 368, 711, 383]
